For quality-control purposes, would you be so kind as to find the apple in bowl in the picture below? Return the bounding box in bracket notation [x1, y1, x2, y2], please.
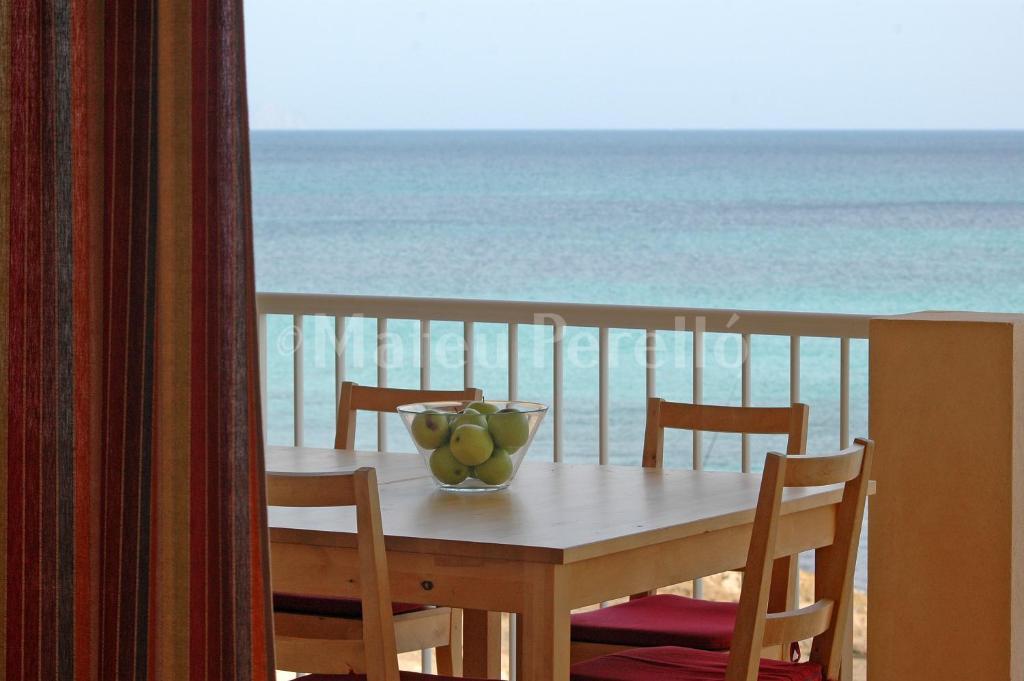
[398, 399, 547, 491]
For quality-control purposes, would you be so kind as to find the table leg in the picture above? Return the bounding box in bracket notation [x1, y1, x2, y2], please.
[462, 609, 502, 679]
[518, 566, 570, 681]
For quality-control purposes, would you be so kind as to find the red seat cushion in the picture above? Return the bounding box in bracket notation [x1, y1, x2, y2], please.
[273, 592, 427, 619]
[570, 646, 822, 681]
[303, 673, 487, 681]
[571, 594, 739, 650]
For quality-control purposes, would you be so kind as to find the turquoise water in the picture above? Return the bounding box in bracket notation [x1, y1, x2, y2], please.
[252, 131, 1024, 588]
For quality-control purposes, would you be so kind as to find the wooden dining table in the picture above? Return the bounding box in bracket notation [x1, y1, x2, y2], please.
[266, 446, 858, 681]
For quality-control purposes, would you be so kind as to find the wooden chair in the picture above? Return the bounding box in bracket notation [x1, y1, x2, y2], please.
[571, 401, 810, 664]
[273, 381, 482, 677]
[335, 381, 483, 449]
[570, 438, 874, 681]
[268, 467, 492, 681]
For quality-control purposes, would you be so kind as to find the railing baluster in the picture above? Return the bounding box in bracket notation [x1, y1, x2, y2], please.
[464, 321, 474, 389]
[840, 337, 850, 448]
[599, 327, 610, 465]
[788, 334, 803, 613]
[508, 323, 519, 400]
[417, 321, 434, 675]
[790, 335, 801, 403]
[692, 324, 704, 471]
[377, 317, 387, 451]
[692, 322, 704, 600]
[420, 319, 431, 390]
[553, 320, 564, 463]
[293, 314, 304, 447]
[335, 316, 345, 407]
[741, 333, 751, 473]
[645, 329, 656, 399]
[258, 313, 268, 438]
[508, 322, 521, 675]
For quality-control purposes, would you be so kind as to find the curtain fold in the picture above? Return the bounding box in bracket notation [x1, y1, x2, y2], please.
[1, 1, 274, 679]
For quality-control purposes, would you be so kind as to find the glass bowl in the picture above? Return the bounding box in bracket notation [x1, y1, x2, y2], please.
[397, 400, 547, 491]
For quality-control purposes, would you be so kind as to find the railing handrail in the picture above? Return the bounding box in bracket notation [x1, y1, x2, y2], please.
[256, 291, 873, 339]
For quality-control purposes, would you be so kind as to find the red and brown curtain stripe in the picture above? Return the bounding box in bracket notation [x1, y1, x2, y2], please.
[1, 1, 274, 680]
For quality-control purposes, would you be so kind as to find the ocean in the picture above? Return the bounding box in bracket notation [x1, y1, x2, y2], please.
[252, 130, 1024, 589]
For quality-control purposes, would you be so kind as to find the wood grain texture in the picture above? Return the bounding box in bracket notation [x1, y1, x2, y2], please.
[334, 382, 481, 449]
[268, 448, 853, 565]
[725, 441, 873, 681]
[268, 466, 460, 676]
[869, 314, 1024, 681]
[267, 447, 871, 681]
[639, 399, 808, 615]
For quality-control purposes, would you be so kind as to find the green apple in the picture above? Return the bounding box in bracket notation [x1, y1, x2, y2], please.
[473, 448, 514, 485]
[449, 424, 494, 466]
[466, 400, 499, 415]
[488, 408, 530, 450]
[450, 408, 487, 430]
[429, 445, 469, 485]
[410, 409, 450, 449]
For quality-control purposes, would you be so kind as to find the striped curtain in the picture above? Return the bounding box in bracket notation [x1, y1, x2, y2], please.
[1, 1, 274, 680]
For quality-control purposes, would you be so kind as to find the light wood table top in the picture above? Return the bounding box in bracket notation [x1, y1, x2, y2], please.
[267, 446, 849, 565]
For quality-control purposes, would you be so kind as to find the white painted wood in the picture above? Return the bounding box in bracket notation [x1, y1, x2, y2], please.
[464, 321, 474, 389]
[335, 316, 345, 407]
[508, 323, 519, 401]
[741, 333, 752, 473]
[293, 314, 304, 447]
[377, 317, 387, 452]
[840, 336, 850, 449]
[256, 292, 871, 339]
[599, 327, 610, 465]
[553, 321, 564, 463]
[790, 335, 801, 404]
[420, 319, 430, 390]
[691, 323, 705, 600]
[645, 329, 656, 399]
[259, 313, 268, 437]
[692, 325, 704, 471]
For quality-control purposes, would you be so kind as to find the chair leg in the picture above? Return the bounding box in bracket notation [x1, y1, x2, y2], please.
[435, 608, 463, 676]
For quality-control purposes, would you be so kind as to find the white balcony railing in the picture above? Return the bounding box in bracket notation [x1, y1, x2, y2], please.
[258, 291, 878, 676]
[257, 292, 872, 460]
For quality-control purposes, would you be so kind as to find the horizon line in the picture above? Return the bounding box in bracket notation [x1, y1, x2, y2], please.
[249, 127, 1024, 133]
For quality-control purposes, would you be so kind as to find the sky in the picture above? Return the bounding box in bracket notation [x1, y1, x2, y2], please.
[245, 0, 1024, 130]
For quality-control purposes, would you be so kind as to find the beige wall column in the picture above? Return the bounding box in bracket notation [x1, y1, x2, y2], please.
[868, 312, 1024, 681]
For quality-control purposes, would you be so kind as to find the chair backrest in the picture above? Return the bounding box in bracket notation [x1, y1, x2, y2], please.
[335, 381, 483, 449]
[267, 467, 402, 681]
[725, 438, 874, 681]
[642, 399, 810, 468]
